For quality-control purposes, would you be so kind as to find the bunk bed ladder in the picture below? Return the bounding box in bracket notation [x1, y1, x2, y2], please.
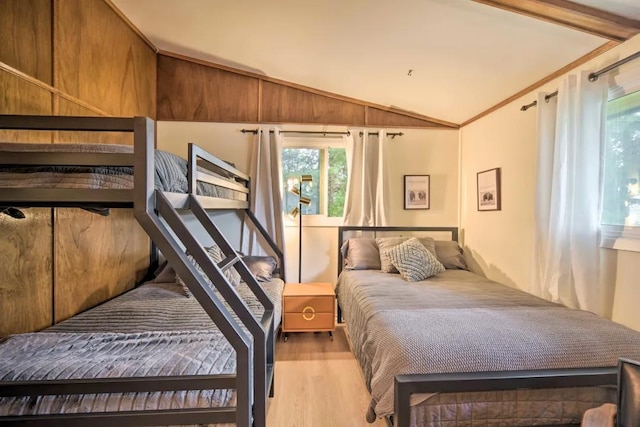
[137, 197, 276, 426]
[133, 120, 272, 427]
[189, 195, 277, 404]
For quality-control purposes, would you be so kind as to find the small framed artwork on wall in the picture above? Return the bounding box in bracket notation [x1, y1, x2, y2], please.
[404, 175, 430, 210]
[477, 167, 501, 211]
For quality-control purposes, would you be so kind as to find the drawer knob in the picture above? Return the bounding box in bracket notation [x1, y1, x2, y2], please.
[302, 306, 316, 321]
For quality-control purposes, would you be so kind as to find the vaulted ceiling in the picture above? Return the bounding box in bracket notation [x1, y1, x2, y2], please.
[112, 0, 640, 125]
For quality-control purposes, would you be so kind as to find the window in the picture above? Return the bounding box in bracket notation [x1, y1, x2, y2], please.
[601, 69, 640, 249]
[602, 90, 640, 227]
[281, 140, 348, 225]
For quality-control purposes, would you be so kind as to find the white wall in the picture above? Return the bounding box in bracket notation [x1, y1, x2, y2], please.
[158, 122, 459, 284]
[460, 34, 640, 328]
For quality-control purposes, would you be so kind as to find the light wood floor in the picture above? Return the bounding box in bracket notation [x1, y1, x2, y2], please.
[267, 326, 387, 427]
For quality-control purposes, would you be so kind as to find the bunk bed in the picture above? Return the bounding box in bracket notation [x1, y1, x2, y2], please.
[0, 114, 283, 427]
[336, 226, 640, 427]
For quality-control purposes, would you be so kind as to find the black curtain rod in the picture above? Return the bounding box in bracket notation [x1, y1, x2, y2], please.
[359, 131, 404, 138]
[241, 129, 348, 136]
[520, 91, 558, 111]
[589, 49, 640, 82]
[521, 49, 640, 111]
[240, 129, 404, 138]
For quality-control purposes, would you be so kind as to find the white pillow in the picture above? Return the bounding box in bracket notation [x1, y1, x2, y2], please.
[385, 237, 445, 282]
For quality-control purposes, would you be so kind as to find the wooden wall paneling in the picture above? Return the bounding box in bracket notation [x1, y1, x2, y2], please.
[157, 55, 259, 122]
[53, 0, 156, 118]
[53, 100, 148, 323]
[0, 210, 53, 336]
[0, 69, 53, 143]
[261, 81, 366, 125]
[365, 107, 443, 128]
[55, 97, 132, 145]
[53, 208, 150, 322]
[0, 52, 54, 337]
[0, 0, 52, 84]
[158, 50, 460, 129]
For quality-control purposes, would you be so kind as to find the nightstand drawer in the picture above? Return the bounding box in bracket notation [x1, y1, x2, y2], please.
[284, 295, 334, 313]
[283, 312, 334, 331]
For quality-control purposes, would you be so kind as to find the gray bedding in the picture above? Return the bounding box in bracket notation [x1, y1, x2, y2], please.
[337, 269, 640, 422]
[0, 142, 246, 201]
[0, 279, 283, 416]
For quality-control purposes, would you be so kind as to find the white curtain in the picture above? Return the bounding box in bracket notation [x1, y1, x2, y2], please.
[532, 70, 611, 316]
[244, 127, 285, 256]
[343, 130, 389, 226]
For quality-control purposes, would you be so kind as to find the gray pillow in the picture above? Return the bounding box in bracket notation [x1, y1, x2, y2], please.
[434, 240, 468, 270]
[204, 245, 242, 287]
[341, 238, 381, 270]
[386, 237, 445, 282]
[376, 236, 437, 273]
[178, 244, 242, 297]
[243, 256, 277, 282]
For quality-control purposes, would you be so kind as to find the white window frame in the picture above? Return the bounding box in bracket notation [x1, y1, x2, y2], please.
[281, 136, 347, 228]
[601, 61, 640, 251]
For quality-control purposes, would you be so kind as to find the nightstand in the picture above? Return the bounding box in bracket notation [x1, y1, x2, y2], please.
[282, 282, 335, 341]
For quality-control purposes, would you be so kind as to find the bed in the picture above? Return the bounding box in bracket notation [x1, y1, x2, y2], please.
[336, 226, 640, 427]
[0, 276, 284, 419]
[0, 115, 282, 427]
[0, 140, 247, 218]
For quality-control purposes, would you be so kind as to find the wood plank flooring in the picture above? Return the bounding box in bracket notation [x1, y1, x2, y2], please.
[267, 326, 387, 427]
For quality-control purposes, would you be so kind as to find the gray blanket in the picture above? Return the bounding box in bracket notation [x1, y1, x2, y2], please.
[0, 330, 236, 416]
[0, 279, 283, 416]
[0, 142, 245, 200]
[337, 269, 640, 418]
[49, 280, 283, 333]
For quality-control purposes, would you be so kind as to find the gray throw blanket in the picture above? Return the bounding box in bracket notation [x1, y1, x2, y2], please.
[0, 279, 283, 416]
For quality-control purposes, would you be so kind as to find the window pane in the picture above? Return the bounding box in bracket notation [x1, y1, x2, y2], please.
[328, 147, 347, 217]
[602, 90, 640, 226]
[282, 148, 320, 215]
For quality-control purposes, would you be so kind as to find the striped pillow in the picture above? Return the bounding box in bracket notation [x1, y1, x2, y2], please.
[178, 245, 242, 297]
[385, 237, 445, 282]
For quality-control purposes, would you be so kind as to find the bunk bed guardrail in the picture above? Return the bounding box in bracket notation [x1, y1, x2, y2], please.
[0, 114, 278, 427]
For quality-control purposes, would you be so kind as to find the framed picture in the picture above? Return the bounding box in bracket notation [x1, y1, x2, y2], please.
[477, 167, 501, 211]
[404, 175, 430, 210]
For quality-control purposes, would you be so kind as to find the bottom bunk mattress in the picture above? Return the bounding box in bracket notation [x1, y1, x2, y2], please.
[0, 278, 283, 417]
[336, 269, 640, 426]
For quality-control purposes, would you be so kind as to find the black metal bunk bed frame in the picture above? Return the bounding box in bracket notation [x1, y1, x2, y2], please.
[0, 114, 282, 427]
[336, 226, 618, 427]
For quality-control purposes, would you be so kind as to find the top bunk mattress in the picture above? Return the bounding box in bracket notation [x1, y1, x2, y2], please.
[0, 142, 246, 201]
[337, 269, 640, 418]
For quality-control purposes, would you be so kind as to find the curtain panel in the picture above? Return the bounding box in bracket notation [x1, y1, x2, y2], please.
[532, 71, 612, 317]
[244, 127, 285, 256]
[343, 130, 390, 226]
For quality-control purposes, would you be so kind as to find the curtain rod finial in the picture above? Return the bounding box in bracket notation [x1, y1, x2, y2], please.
[588, 73, 598, 82]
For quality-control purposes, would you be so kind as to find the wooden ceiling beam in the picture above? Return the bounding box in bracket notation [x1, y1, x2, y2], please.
[473, 0, 640, 41]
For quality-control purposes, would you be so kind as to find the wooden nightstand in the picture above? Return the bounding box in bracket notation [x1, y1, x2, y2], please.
[282, 283, 335, 341]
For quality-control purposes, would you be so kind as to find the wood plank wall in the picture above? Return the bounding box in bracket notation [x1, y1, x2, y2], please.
[0, 0, 155, 334]
[157, 53, 458, 129]
[0, 0, 52, 84]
